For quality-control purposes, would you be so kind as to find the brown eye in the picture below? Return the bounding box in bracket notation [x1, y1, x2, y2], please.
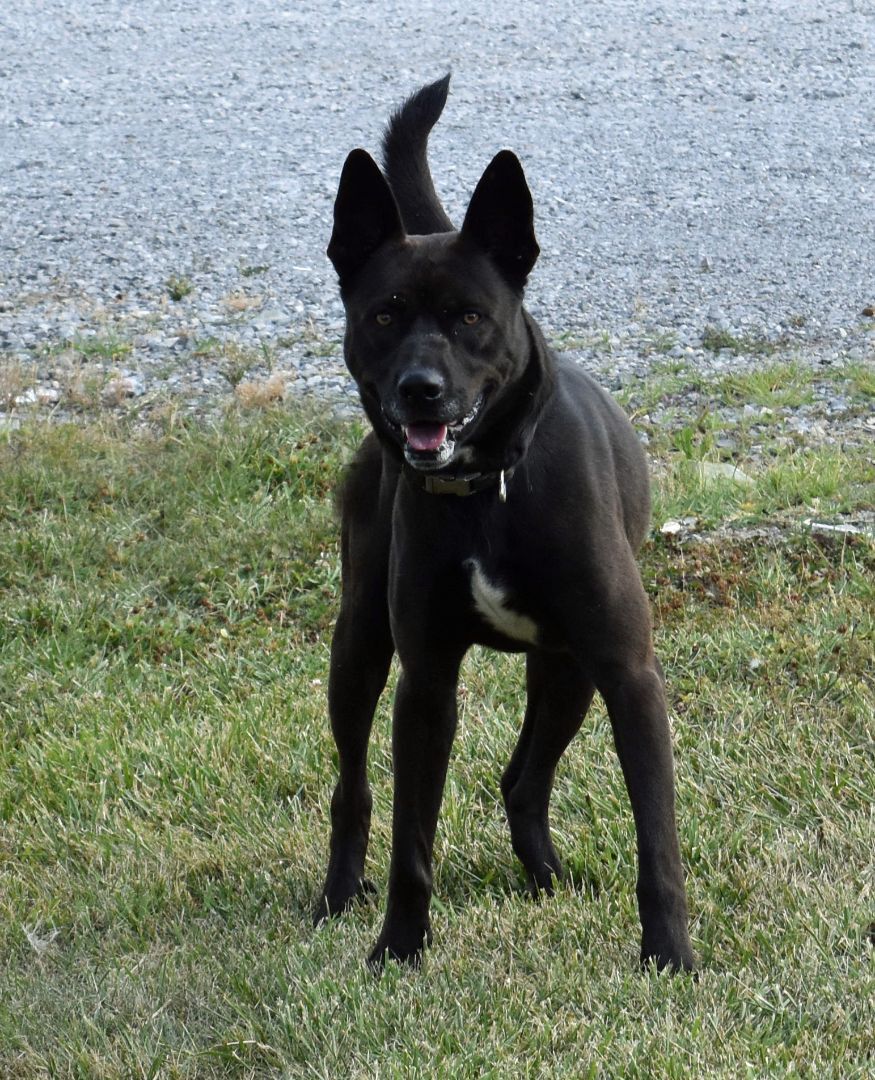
[375, 312, 392, 326]
[462, 311, 480, 325]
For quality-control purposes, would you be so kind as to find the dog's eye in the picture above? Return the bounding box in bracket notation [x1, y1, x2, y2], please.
[375, 312, 392, 327]
[462, 311, 481, 325]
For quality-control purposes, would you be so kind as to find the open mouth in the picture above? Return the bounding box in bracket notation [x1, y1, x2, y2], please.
[387, 394, 485, 471]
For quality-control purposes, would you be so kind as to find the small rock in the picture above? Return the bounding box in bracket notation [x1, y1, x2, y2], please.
[660, 520, 684, 536]
[251, 306, 288, 328]
[698, 462, 754, 486]
[806, 520, 862, 536]
[102, 373, 146, 402]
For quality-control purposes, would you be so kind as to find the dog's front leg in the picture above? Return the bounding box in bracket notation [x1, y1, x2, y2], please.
[314, 445, 394, 926]
[368, 660, 461, 968]
[313, 598, 393, 925]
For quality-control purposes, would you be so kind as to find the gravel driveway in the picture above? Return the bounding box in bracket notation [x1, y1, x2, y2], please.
[1, 0, 872, 421]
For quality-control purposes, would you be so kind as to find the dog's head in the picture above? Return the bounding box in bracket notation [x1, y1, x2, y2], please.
[327, 149, 545, 472]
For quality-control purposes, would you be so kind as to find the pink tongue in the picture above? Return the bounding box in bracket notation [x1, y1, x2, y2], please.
[405, 423, 448, 452]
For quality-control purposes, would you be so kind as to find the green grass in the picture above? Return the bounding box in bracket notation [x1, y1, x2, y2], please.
[717, 362, 815, 409]
[701, 325, 781, 357]
[167, 276, 195, 302]
[652, 443, 873, 528]
[843, 359, 875, 399]
[51, 334, 134, 363]
[187, 341, 278, 388]
[1, 393, 872, 1077]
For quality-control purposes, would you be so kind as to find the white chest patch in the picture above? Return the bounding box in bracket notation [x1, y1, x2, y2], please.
[468, 560, 539, 645]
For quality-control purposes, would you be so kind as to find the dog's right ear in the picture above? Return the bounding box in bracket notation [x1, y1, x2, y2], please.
[327, 149, 405, 285]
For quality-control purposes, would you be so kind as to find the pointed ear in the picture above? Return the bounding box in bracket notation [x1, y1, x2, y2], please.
[327, 149, 405, 284]
[461, 150, 540, 288]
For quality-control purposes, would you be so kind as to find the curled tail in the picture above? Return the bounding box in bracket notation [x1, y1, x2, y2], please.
[381, 74, 454, 235]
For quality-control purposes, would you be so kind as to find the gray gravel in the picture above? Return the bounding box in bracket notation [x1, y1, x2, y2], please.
[1, 0, 873, 423]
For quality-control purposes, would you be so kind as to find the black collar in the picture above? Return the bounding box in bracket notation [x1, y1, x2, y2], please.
[406, 467, 510, 500]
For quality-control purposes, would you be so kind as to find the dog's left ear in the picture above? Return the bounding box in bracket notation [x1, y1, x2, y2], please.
[461, 150, 540, 289]
[328, 149, 405, 285]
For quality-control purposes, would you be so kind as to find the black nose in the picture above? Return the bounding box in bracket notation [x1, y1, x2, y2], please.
[398, 367, 445, 406]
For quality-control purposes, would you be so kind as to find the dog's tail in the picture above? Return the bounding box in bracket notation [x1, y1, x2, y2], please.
[382, 74, 455, 235]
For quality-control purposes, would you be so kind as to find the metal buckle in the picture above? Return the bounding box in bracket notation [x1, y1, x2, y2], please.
[423, 474, 480, 496]
[418, 468, 511, 499]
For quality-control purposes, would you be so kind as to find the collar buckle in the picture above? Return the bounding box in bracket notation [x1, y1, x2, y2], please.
[422, 473, 488, 496]
[415, 467, 511, 499]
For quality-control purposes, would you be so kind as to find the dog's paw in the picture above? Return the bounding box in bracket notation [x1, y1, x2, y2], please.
[312, 877, 377, 927]
[640, 932, 696, 975]
[525, 867, 561, 900]
[366, 922, 432, 973]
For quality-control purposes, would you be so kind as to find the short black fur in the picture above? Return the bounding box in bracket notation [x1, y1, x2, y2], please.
[381, 74, 454, 235]
[316, 76, 695, 974]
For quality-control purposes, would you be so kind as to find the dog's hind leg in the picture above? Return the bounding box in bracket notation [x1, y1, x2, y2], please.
[595, 653, 695, 973]
[501, 652, 595, 895]
[314, 444, 395, 925]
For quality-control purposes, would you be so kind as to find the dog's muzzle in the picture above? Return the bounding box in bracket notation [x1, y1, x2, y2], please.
[386, 393, 486, 471]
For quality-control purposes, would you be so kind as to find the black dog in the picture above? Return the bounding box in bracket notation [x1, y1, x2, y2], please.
[315, 76, 694, 973]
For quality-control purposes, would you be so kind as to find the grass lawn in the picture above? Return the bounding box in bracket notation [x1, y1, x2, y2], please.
[0, 371, 872, 1077]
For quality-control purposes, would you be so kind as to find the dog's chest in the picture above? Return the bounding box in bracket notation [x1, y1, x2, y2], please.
[466, 559, 538, 646]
